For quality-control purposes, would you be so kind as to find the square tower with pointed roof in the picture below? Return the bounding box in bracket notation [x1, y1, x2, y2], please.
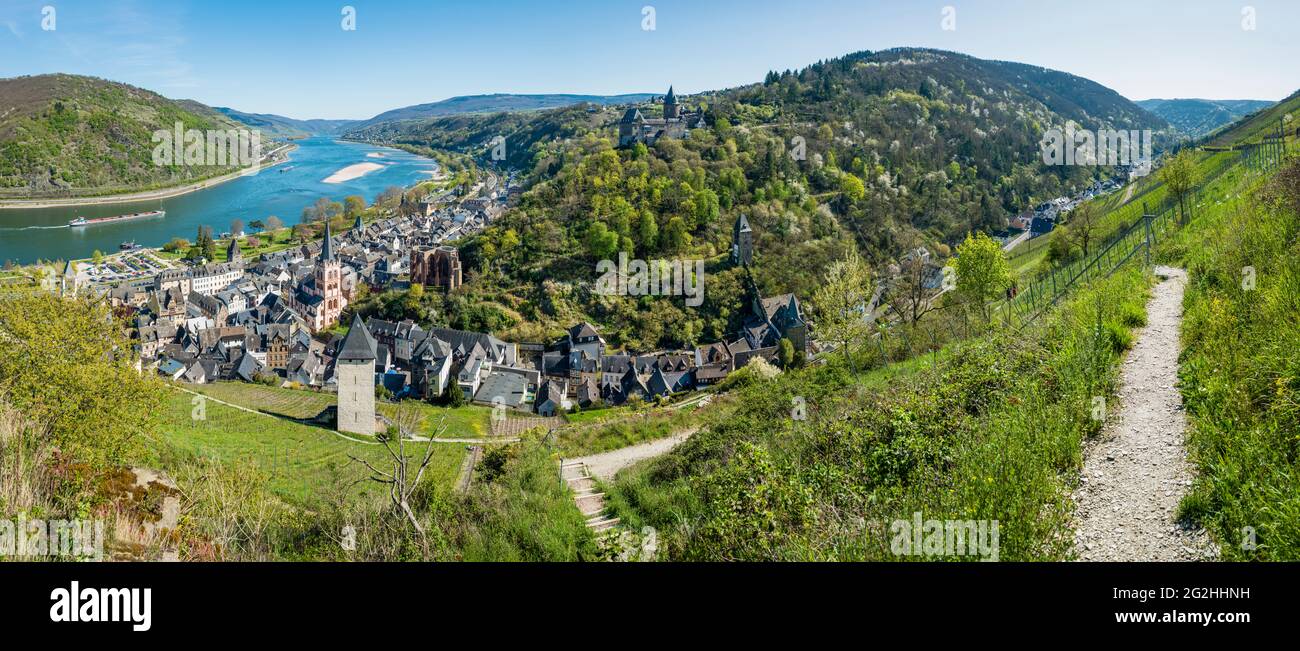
[732, 214, 753, 266]
[336, 314, 378, 435]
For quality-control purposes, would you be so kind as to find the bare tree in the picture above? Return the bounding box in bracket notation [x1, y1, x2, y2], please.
[348, 403, 444, 538]
[887, 241, 944, 327]
[1159, 150, 1199, 225]
[1064, 202, 1101, 257]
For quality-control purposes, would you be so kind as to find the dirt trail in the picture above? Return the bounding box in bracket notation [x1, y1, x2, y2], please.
[1072, 267, 1218, 561]
[565, 429, 696, 480]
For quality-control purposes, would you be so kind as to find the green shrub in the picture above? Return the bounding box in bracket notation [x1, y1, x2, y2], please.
[1102, 320, 1134, 352]
[1118, 302, 1147, 328]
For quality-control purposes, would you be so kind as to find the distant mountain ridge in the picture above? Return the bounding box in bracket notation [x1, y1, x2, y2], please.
[218, 93, 658, 138]
[1136, 98, 1273, 138]
[214, 107, 357, 137]
[349, 93, 656, 131]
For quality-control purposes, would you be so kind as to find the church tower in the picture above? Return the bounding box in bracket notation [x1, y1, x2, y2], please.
[315, 220, 346, 329]
[664, 86, 679, 120]
[732, 214, 753, 266]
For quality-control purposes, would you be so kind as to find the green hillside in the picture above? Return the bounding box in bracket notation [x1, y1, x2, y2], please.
[1205, 89, 1300, 147]
[598, 92, 1298, 561]
[0, 74, 256, 198]
[1137, 98, 1273, 138]
[345, 47, 1173, 352]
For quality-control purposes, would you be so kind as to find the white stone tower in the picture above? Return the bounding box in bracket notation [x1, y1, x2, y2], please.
[336, 314, 377, 435]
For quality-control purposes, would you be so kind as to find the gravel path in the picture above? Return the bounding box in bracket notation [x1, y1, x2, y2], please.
[1072, 267, 1218, 561]
[566, 429, 697, 480]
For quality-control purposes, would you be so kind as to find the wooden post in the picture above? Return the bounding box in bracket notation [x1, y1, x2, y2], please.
[1143, 212, 1155, 267]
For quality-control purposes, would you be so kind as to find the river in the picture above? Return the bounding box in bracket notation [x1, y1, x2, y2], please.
[0, 137, 438, 265]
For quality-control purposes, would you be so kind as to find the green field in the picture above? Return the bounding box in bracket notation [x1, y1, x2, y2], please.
[185, 381, 493, 439]
[561, 405, 626, 426]
[147, 389, 469, 505]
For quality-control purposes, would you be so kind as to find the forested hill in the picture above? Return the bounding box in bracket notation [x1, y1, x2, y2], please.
[0, 74, 252, 198]
[1136, 98, 1273, 139]
[347, 93, 657, 132]
[348, 48, 1174, 351]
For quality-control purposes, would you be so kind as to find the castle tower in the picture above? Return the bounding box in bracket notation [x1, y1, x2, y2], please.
[227, 238, 242, 263]
[664, 86, 679, 120]
[336, 314, 377, 435]
[732, 214, 753, 266]
[314, 220, 346, 329]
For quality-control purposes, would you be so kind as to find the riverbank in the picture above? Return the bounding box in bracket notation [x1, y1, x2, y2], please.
[0, 143, 296, 210]
[0, 138, 440, 265]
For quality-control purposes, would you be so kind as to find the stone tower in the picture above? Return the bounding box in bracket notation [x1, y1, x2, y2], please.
[336, 314, 377, 435]
[315, 220, 346, 329]
[226, 238, 242, 263]
[732, 214, 753, 266]
[664, 86, 679, 119]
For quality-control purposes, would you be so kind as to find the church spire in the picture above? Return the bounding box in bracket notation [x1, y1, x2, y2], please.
[320, 219, 335, 262]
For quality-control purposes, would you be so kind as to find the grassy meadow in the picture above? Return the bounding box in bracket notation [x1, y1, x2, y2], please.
[146, 389, 469, 506]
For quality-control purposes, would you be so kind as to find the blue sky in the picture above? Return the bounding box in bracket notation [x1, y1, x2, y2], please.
[1, 0, 1296, 120]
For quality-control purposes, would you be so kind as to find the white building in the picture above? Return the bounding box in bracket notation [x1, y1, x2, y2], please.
[191, 262, 243, 296]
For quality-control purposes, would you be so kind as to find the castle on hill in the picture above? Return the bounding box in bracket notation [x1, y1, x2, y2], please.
[618, 86, 706, 147]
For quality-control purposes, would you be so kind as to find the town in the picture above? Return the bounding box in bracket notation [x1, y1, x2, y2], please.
[46, 176, 809, 436]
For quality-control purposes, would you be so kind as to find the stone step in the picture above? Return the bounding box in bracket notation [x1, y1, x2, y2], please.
[588, 517, 620, 531]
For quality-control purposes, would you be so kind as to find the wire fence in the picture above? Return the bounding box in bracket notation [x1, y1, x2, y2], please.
[989, 127, 1290, 330]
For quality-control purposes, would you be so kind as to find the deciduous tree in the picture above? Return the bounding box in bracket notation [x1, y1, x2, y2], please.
[812, 249, 874, 373]
[953, 231, 1011, 322]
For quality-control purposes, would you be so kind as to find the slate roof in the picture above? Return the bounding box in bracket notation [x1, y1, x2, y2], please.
[320, 220, 336, 262]
[337, 314, 378, 362]
[234, 352, 264, 383]
[568, 321, 601, 341]
[429, 327, 511, 364]
[734, 214, 752, 235]
[474, 371, 528, 408]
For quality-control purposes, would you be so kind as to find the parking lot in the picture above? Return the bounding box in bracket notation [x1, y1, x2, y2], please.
[83, 250, 174, 283]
